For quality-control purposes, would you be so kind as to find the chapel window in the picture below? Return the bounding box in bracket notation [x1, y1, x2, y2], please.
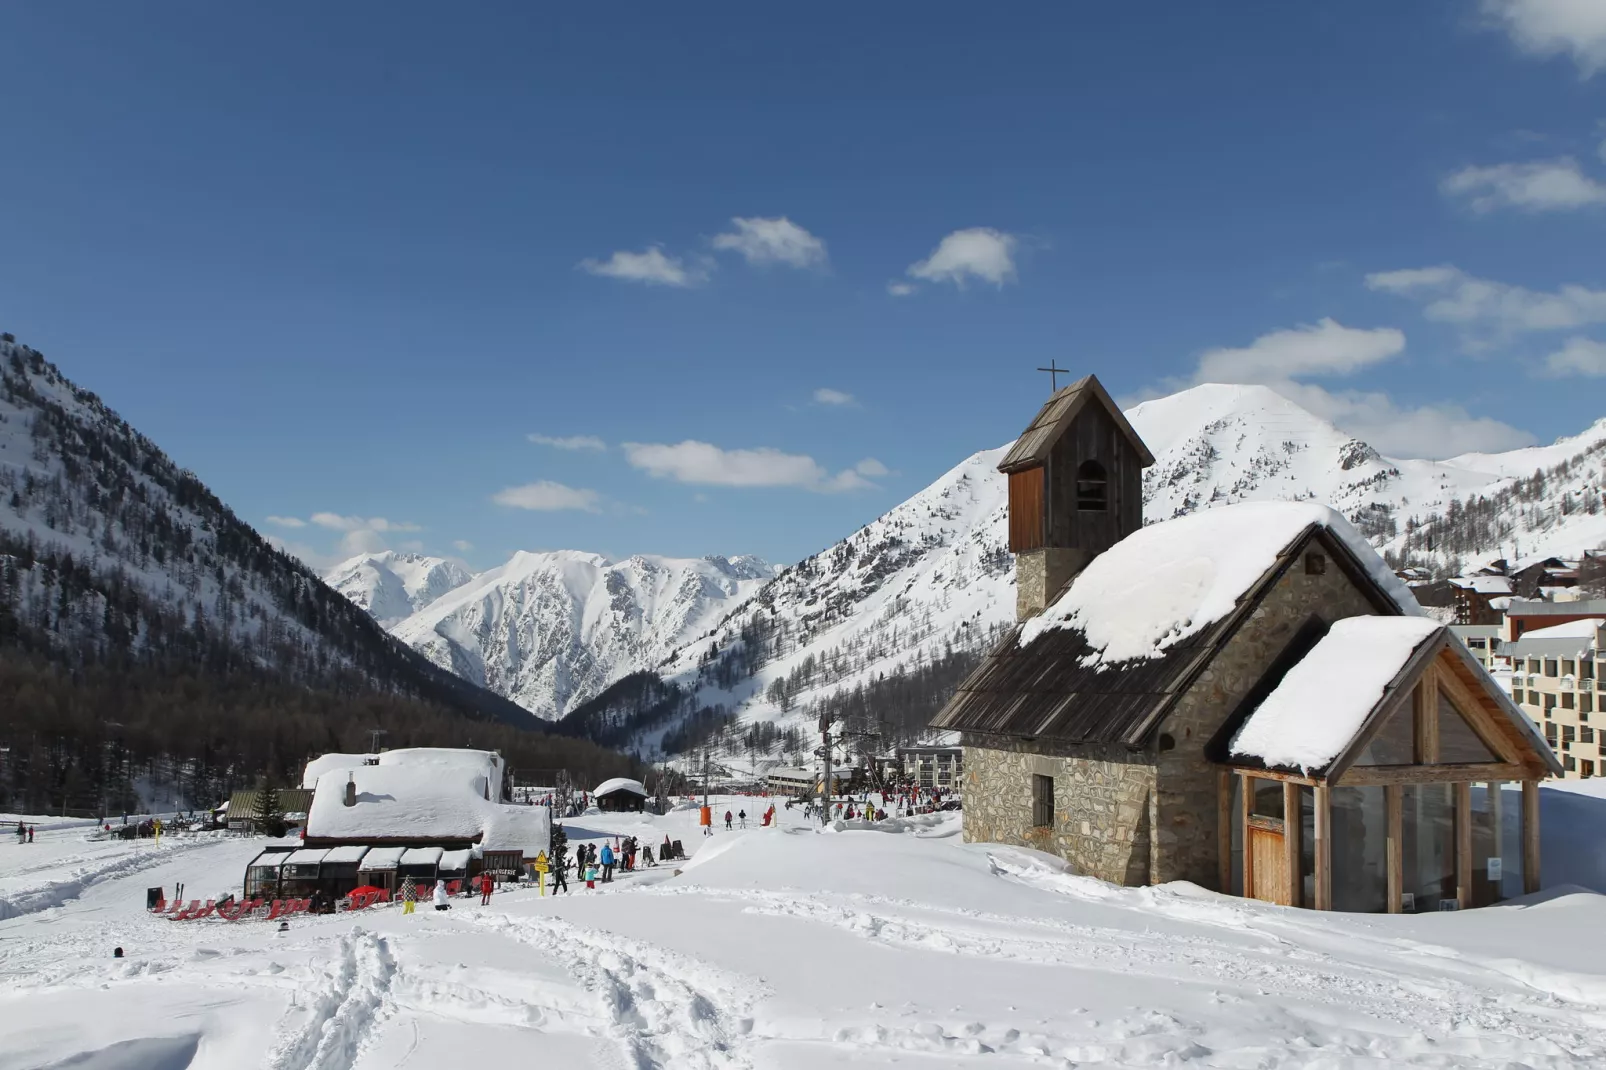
[1075, 460, 1108, 511]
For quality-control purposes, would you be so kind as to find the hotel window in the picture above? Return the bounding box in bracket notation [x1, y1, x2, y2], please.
[1563, 724, 1577, 742]
[1563, 692, 1576, 710]
[1585, 694, 1596, 715]
[1529, 658, 1541, 673]
[1469, 638, 1485, 649]
[1584, 760, 1596, 778]
[1545, 660, 1560, 678]
[1584, 659, 1596, 680]
[1563, 659, 1577, 676]
[1536, 693, 1546, 710]
[1583, 726, 1596, 744]
[1566, 755, 1577, 772]
[1032, 775, 1055, 828]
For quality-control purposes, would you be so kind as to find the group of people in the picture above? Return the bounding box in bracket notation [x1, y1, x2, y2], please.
[14, 821, 35, 843]
[396, 873, 495, 914]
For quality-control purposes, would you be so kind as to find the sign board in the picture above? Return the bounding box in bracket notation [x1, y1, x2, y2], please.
[1487, 857, 1503, 881]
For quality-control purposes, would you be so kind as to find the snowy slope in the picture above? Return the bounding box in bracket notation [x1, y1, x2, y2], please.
[324, 551, 474, 626]
[635, 383, 1606, 759]
[384, 551, 773, 720]
[0, 335, 530, 724]
[7, 794, 1606, 1068]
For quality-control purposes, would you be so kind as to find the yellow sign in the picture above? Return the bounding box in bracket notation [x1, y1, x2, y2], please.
[533, 851, 550, 896]
[533, 851, 549, 871]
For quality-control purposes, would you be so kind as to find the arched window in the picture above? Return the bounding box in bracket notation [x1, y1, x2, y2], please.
[1076, 459, 1107, 511]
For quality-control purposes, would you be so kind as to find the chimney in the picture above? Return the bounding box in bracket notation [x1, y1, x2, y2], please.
[996, 373, 1154, 621]
[344, 774, 357, 807]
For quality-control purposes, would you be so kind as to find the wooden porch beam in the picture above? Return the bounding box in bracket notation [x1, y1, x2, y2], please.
[1336, 762, 1527, 787]
[1217, 768, 1232, 894]
[1230, 766, 1317, 786]
[1283, 780, 1301, 909]
[1455, 781, 1472, 910]
[1240, 774, 1254, 899]
[1386, 783, 1403, 914]
[1522, 779, 1541, 895]
[1313, 783, 1331, 911]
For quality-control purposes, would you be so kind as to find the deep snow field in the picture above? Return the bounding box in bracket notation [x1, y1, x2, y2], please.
[6, 793, 1606, 1069]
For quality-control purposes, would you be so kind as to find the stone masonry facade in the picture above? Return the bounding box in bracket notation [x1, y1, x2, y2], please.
[962, 537, 1386, 889]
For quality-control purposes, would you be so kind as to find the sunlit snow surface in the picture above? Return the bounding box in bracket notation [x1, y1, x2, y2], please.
[6, 796, 1606, 1069]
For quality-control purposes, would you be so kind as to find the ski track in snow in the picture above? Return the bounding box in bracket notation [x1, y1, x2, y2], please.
[0, 835, 223, 921]
[471, 911, 761, 1070]
[266, 928, 397, 1070]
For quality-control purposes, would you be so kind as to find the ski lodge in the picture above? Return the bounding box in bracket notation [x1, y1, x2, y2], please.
[593, 777, 648, 812]
[932, 375, 1560, 912]
[243, 748, 549, 899]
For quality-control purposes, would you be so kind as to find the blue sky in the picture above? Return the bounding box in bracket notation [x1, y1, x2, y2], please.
[3, 2, 1605, 570]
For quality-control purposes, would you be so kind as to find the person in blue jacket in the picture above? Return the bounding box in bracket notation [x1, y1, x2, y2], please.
[600, 842, 616, 883]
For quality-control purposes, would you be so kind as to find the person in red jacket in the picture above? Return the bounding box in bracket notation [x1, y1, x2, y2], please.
[479, 872, 494, 906]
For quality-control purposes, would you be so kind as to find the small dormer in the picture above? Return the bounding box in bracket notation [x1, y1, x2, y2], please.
[999, 373, 1154, 620]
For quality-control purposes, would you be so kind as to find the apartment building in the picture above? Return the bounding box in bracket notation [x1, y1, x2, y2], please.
[1506, 619, 1606, 778]
[1449, 624, 1504, 670]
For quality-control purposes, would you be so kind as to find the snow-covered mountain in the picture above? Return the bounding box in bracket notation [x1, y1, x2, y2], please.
[625, 382, 1606, 759]
[348, 551, 774, 720]
[324, 551, 474, 626]
[0, 335, 531, 725]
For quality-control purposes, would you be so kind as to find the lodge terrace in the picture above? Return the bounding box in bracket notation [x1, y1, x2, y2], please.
[932, 375, 1559, 913]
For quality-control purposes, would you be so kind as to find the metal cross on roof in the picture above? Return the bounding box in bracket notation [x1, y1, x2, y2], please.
[1037, 360, 1071, 391]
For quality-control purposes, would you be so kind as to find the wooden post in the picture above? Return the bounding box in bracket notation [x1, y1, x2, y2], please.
[1386, 784, 1403, 914]
[1217, 769, 1233, 894]
[1283, 780, 1301, 908]
[1415, 671, 1440, 764]
[1313, 783, 1331, 910]
[1240, 774, 1254, 898]
[1455, 781, 1472, 909]
[1521, 779, 1541, 895]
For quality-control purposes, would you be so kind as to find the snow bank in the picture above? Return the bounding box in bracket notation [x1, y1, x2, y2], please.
[1229, 615, 1442, 773]
[1021, 502, 1422, 666]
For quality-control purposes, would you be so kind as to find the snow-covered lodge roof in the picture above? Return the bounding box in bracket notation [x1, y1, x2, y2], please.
[301, 747, 547, 856]
[593, 777, 647, 798]
[934, 502, 1420, 747]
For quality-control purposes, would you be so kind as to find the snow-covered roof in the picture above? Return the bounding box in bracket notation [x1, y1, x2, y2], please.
[301, 747, 505, 791]
[593, 777, 647, 798]
[1522, 619, 1605, 641]
[480, 805, 550, 855]
[1451, 575, 1513, 594]
[401, 847, 443, 866]
[439, 848, 473, 873]
[321, 845, 370, 865]
[358, 846, 406, 870]
[307, 764, 492, 841]
[1021, 502, 1421, 666]
[284, 848, 329, 867]
[1230, 616, 1444, 774]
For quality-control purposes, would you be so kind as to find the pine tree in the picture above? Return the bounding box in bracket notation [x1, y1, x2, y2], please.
[253, 781, 283, 836]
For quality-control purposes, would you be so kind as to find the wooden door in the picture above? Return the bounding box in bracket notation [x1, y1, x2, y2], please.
[1249, 824, 1290, 905]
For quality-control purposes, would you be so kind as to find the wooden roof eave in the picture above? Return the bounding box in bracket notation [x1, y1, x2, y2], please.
[1439, 635, 1563, 778]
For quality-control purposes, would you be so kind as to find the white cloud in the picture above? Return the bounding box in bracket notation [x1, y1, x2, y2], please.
[621, 440, 880, 492]
[491, 481, 602, 512]
[1442, 158, 1606, 212]
[906, 228, 1019, 288]
[1542, 335, 1606, 376]
[1366, 264, 1606, 340]
[265, 515, 306, 528]
[309, 513, 421, 534]
[1177, 319, 1533, 457]
[711, 217, 827, 269]
[812, 388, 855, 406]
[853, 458, 890, 477]
[1481, 0, 1606, 77]
[528, 433, 607, 451]
[1195, 319, 1405, 383]
[886, 281, 917, 297]
[579, 246, 706, 287]
[452, 539, 475, 552]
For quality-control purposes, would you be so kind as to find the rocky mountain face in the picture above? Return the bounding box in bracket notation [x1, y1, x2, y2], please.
[324, 551, 474, 626]
[329, 550, 774, 721]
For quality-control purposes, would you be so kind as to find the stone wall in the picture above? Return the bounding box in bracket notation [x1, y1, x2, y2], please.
[960, 732, 1154, 885]
[1015, 548, 1089, 621]
[1150, 541, 1384, 887]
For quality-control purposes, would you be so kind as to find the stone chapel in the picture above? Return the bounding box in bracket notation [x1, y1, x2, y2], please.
[931, 375, 1559, 912]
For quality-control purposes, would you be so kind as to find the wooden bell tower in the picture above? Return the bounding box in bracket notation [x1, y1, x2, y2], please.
[998, 373, 1154, 620]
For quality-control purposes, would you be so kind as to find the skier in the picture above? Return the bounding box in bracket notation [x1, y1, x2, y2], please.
[479, 872, 494, 906]
[28, 825, 35, 843]
[432, 881, 450, 912]
[724, 810, 733, 830]
[600, 842, 615, 883]
[400, 876, 417, 915]
[738, 809, 747, 828]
